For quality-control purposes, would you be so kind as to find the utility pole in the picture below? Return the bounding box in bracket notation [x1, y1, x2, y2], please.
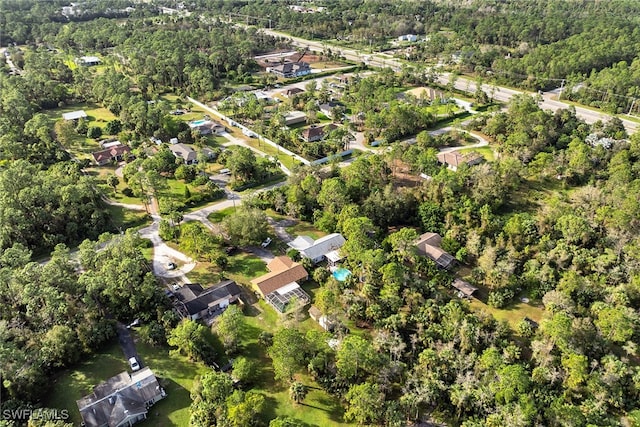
[628, 98, 636, 116]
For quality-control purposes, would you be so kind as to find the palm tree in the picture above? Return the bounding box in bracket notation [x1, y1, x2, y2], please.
[289, 381, 308, 404]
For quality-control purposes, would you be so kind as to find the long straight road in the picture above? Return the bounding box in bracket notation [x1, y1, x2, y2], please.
[257, 27, 638, 134]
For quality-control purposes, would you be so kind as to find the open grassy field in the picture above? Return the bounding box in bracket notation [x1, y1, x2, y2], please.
[44, 102, 119, 160]
[470, 298, 545, 330]
[457, 145, 496, 161]
[208, 206, 236, 223]
[240, 301, 350, 426]
[104, 203, 151, 231]
[46, 343, 131, 425]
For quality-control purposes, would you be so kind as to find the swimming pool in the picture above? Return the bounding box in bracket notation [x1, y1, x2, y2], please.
[191, 119, 207, 126]
[332, 268, 352, 282]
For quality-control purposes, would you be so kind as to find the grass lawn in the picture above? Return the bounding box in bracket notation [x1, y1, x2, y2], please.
[208, 206, 236, 223]
[133, 341, 212, 427]
[226, 252, 269, 284]
[457, 145, 495, 161]
[285, 220, 327, 241]
[43, 102, 119, 159]
[187, 261, 224, 285]
[46, 343, 130, 425]
[240, 136, 300, 171]
[241, 301, 350, 426]
[104, 204, 151, 231]
[469, 298, 545, 330]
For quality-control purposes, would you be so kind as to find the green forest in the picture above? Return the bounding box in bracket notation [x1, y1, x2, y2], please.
[1, 1, 640, 426]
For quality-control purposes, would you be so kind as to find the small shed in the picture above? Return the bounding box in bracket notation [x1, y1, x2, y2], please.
[451, 278, 477, 298]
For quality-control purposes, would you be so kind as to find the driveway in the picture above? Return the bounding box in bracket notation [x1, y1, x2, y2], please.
[117, 322, 143, 369]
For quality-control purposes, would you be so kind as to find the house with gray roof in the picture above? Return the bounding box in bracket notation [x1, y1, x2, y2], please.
[288, 233, 346, 264]
[173, 280, 242, 323]
[76, 367, 165, 427]
[169, 143, 197, 165]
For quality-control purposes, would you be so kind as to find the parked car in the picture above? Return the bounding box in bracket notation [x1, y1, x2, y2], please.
[261, 237, 272, 248]
[172, 283, 181, 291]
[166, 262, 177, 270]
[129, 357, 140, 371]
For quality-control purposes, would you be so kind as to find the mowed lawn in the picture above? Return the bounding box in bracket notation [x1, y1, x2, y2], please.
[43, 102, 119, 160]
[46, 343, 130, 425]
[241, 301, 350, 426]
[457, 145, 496, 161]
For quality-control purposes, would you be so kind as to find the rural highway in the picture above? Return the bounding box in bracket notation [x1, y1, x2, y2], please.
[258, 27, 638, 134]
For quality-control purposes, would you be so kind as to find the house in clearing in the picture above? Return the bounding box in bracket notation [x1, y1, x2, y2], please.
[62, 110, 87, 121]
[169, 143, 197, 165]
[451, 278, 477, 298]
[92, 144, 131, 166]
[76, 367, 165, 427]
[173, 280, 242, 324]
[318, 101, 342, 119]
[268, 62, 311, 78]
[282, 87, 304, 98]
[288, 233, 346, 265]
[283, 110, 307, 126]
[300, 124, 337, 143]
[437, 151, 484, 171]
[188, 120, 225, 135]
[251, 256, 309, 312]
[76, 56, 101, 67]
[415, 232, 456, 270]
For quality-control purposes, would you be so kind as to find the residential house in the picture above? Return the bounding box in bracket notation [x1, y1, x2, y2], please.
[300, 124, 337, 143]
[288, 233, 346, 265]
[451, 278, 477, 298]
[318, 101, 342, 119]
[415, 232, 456, 270]
[251, 256, 309, 312]
[188, 120, 225, 135]
[62, 110, 87, 121]
[76, 368, 165, 427]
[173, 280, 242, 323]
[169, 143, 197, 165]
[268, 62, 312, 78]
[76, 56, 101, 66]
[436, 151, 484, 171]
[282, 87, 304, 98]
[398, 34, 418, 42]
[92, 145, 131, 166]
[283, 110, 307, 126]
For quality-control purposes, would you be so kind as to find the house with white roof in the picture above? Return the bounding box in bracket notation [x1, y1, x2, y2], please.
[288, 233, 346, 264]
[62, 110, 87, 121]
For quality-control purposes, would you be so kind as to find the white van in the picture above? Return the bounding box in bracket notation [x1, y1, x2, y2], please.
[129, 357, 140, 371]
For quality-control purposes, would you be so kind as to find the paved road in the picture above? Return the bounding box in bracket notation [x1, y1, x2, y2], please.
[257, 27, 638, 134]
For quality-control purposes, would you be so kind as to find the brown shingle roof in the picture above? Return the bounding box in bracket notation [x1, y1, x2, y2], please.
[436, 151, 483, 168]
[415, 232, 456, 269]
[251, 256, 308, 297]
[92, 145, 131, 164]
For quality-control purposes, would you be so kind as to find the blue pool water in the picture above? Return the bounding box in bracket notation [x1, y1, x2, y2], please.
[191, 119, 207, 125]
[333, 268, 352, 282]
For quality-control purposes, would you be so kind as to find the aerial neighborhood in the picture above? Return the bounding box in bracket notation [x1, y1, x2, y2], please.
[2, 1, 640, 427]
